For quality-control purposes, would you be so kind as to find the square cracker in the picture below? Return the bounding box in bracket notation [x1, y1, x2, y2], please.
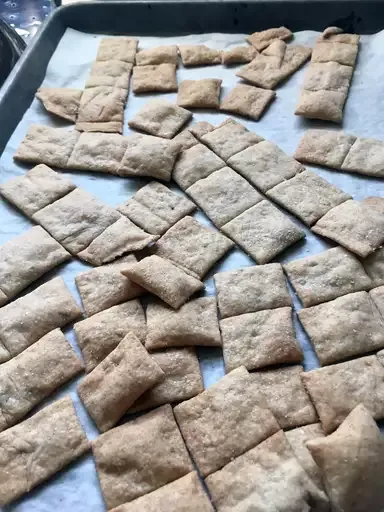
[173, 366, 280, 477]
[341, 137, 384, 177]
[227, 140, 304, 193]
[110, 472, 213, 512]
[220, 307, 303, 372]
[117, 181, 195, 235]
[136, 45, 178, 66]
[220, 84, 276, 121]
[33, 188, 120, 255]
[132, 64, 177, 94]
[129, 347, 203, 413]
[267, 170, 351, 226]
[311, 41, 358, 67]
[177, 79, 222, 109]
[74, 300, 145, 373]
[128, 99, 192, 139]
[117, 133, 180, 181]
[283, 246, 372, 308]
[222, 200, 305, 265]
[250, 365, 318, 429]
[363, 247, 384, 287]
[96, 37, 138, 64]
[145, 296, 221, 351]
[122, 255, 204, 309]
[0, 397, 88, 507]
[302, 61, 353, 93]
[85, 60, 132, 89]
[78, 333, 164, 432]
[301, 355, 384, 433]
[76, 86, 127, 133]
[214, 263, 291, 319]
[205, 430, 328, 512]
[152, 216, 234, 279]
[178, 45, 221, 66]
[0, 164, 75, 217]
[312, 200, 384, 258]
[172, 143, 225, 190]
[36, 87, 82, 122]
[171, 129, 198, 151]
[92, 404, 193, 509]
[186, 167, 263, 228]
[246, 26, 293, 51]
[295, 89, 348, 123]
[200, 119, 263, 161]
[221, 46, 257, 65]
[13, 125, 80, 168]
[75, 255, 143, 317]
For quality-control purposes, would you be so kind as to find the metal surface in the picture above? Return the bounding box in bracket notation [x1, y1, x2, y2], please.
[0, 0, 54, 39]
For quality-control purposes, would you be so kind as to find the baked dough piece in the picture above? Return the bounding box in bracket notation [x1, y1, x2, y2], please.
[136, 45, 178, 66]
[221, 46, 257, 65]
[177, 79, 222, 109]
[220, 83, 275, 120]
[364, 247, 384, 287]
[188, 120, 214, 138]
[36, 87, 82, 122]
[246, 26, 293, 51]
[96, 37, 138, 64]
[171, 128, 198, 151]
[132, 63, 177, 93]
[178, 44, 221, 66]
[85, 60, 132, 89]
[369, 285, 384, 317]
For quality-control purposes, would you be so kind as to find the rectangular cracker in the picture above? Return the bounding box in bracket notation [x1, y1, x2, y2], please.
[74, 299, 145, 373]
[128, 347, 203, 413]
[85, 60, 133, 89]
[0, 226, 70, 302]
[220, 84, 276, 121]
[0, 396, 89, 506]
[227, 140, 304, 193]
[78, 333, 164, 432]
[132, 64, 177, 94]
[145, 296, 221, 350]
[36, 87, 82, 122]
[341, 137, 384, 176]
[364, 247, 384, 287]
[301, 355, 384, 433]
[136, 45, 178, 66]
[0, 277, 81, 360]
[0, 328, 83, 432]
[284, 246, 372, 307]
[152, 216, 234, 279]
[173, 366, 280, 477]
[177, 79, 222, 109]
[92, 404, 193, 509]
[311, 41, 358, 66]
[0, 164, 75, 217]
[312, 200, 384, 258]
[178, 45, 221, 66]
[214, 263, 291, 318]
[121, 255, 204, 309]
[205, 430, 328, 512]
[221, 307, 303, 372]
[250, 365, 318, 429]
[246, 27, 293, 51]
[295, 89, 348, 123]
[76, 86, 127, 133]
[186, 167, 263, 228]
[117, 181, 195, 235]
[221, 45, 257, 65]
[188, 121, 214, 139]
[266, 170, 351, 226]
[222, 200, 305, 264]
[75, 255, 143, 317]
[96, 37, 138, 64]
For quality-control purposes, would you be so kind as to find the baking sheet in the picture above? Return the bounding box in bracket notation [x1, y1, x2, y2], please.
[1, 26, 384, 511]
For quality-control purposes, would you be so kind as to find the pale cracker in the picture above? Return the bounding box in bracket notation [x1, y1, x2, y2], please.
[221, 45, 257, 65]
[364, 247, 384, 287]
[311, 41, 358, 66]
[96, 37, 138, 64]
[178, 44, 221, 66]
[318, 26, 360, 45]
[295, 89, 348, 123]
[76, 86, 127, 133]
[171, 129, 198, 151]
[36, 87, 82, 122]
[188, 120, 214, 138]
[85, 60, 132, 89]
[369, 285, 384, 317]
[132, 64, 177, 93]
[177, 79, 222, 109]
[341, 137, 384, 177]
[220, 83, 276, 121]
[246, 26, 293, 51]
[135, 45, 178, 66]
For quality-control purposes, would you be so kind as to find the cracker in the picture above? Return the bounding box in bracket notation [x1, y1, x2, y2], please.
[227, 140, 304, 192]
[246, 26, 293, 51]
[312, 200, 384, 258]
[369, 285, 384, 317]
[341, 137, 384, 176]
[0, 328, 83, 432]
[301, 355, 384, 433]
[214, 263, 291, 319]
[136, 45, 178, 66]
[284, 246, 372, 307]
[132, 64, 177, 94]
[13, 125, 80, 168]
[74, 300, 145, 373]
[200, 119, 263, 161]
[152, 216, 234, 279]
[172, 143, 225, 190]
[85, 60, 133, 89]
[295, 89, 348, 123]
[302, 61, 353, 92]
[145, 296, 221, 350]
[205, 430, 329, 512]
[0, 277, 81, 360]
[364, 247, 384, 287]
[171, 129, 198, 151]
[0, 226, 70, 301]
[128, 99, 192, 139]
[78, 333, 164, 432]
[311, 41, 358, 66]
[96, 37, 138, 64]
[186, 167, 263, 228]
[222, 200, 305, 264]
[221, 45, 257, 65]
[178, 45, 221, 66]
[75, 255, 143, 317]
[177, 79, 222, 109]
[118, 133, 180, 181]
[0, 164, 76, 217]
[76, 86, 127, 133]
[250, 365, 318, 429]
[318, 26, 360, 45]
[92, 404, 193, 509]
[221, 307, 302, 372]
[220, 84, 275, 121]
[129, 347, 203, 413]
[121, 255, 203, 309]
[118, 181, 195, 235]
[77, 216, 158, 266]
[109, 472, 213, 512]
[267, 170, 351, 226]
[0, 396, 88, 506]
[188, 120, 214, 138]
[36, 87, 82, 122]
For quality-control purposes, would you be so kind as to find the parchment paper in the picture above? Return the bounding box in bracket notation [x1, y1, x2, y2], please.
[1, 27, 384, 512]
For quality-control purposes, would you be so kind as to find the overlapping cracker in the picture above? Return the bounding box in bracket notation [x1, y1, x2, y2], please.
[177, 79, 222, 109]
[220, 83, 276, 120]
[136, 45, 178, 66]
[171, 128, 198, 151]
[178, 45, 221, 66]
[221, 46, 257, 65]
[132, 63, 178, 93]
[246, 26, 293, 50]
[36, 87, 82, 122]
[96, 37, 138, 64]
[188, 120, 214, 138]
